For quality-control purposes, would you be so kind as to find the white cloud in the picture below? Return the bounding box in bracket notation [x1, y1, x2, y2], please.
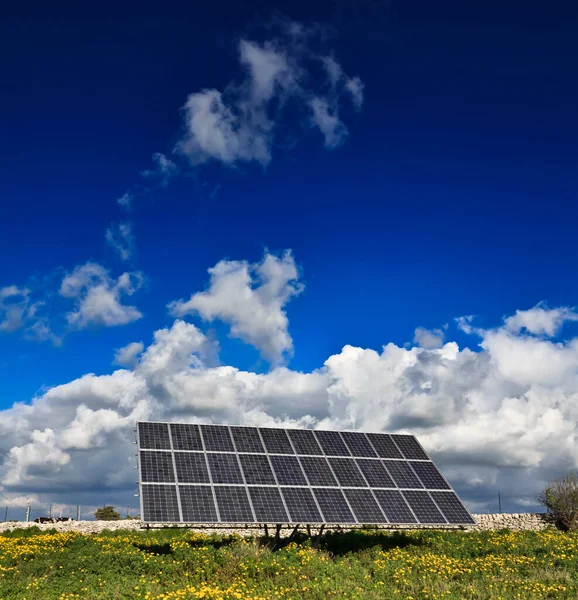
[413, 326, 445, 349]
[105, 222, 135, 262]
[60, 262, 144, 329]
[4, 294, 578, 515]
[504, 302, 578, 336]
[0, 285, 58, 344]
[113, 342, 144, 368]
[117, 192, 132, 211]
[175, 21, 363, 167]
[168, 251, 302, 364]
[141, 153, 178, 184]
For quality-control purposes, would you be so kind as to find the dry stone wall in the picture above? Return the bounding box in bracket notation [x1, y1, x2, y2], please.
[0, 513, 555, 535]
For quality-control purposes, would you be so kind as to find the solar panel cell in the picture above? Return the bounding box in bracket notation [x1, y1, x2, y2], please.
[281, 488, 323, 522]
[328, 458, 367, 487]
[138, 422, 171, 450]
[230, 427, 265, 453]
[411, 462, 451, 490]
[403, 490, 447, 523]
[207, 453, 244, 484]
[341, 432, 378, 457]
[179, 486, 218, 522]
[344, 489, 387, 523]
[239, 454, 276, 485]
[200, 425, 234, 452]
[392, 435, 429, 460]
[366, 433, 403, 459]
[142, 484, 180, 522]
[249, 487, 290, 522]
[373, 489, 416, 523]
[140, 451, 175, 483]
[299, 456, 337, 486]
[313, 488, 355, 523]
[259, 428, 294, 454]
[355, 459, 395, 488]
[174, 452, 210, 484]
[383, 460, 423, 488]
[430, 492, 475, 524]
[214, 486, 254, 522]
[287, 429, 323, 455]
[170, 424, 203, 451]
[270, 455, 308, 485]
[314, 430, 351, 456]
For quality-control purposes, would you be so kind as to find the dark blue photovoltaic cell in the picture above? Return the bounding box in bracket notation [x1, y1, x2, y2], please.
[142, 485, 180, 522]
[430, 492, 475, 524]
[248, 487, 289, 522]
[214, 486, 254, 522]
[170, 424, 203, 451]
[410, 462, 450, 490]
[206, 453, 244, 484]
[344, 489, 387, 523]
[402, 491, 446, 523]
[270, 455, 307, 485]
[355, 459, 395, 488]
[314, 430, 351, 456]
[366, 433, 403, 459]
[341, 432, 378, 457]
[383, 460, 423, 488]
[373, 489, 416, 523]
[140, 451, 175, 483]
[239, 454, 276, 485]
[200, 425, 234, 452]
[138, 422, 171, 450]
[174, 452, 210, 484]
[281, 488, 323, 522]
[299, 456, 337, 486]
[313, 488, 355, 523]
[287, 429, 323, 455]
[230, 427, 265, 453]
[260, 428, 294, 454]
[391, 435, 429, 460]
[179, 486, 218, 522]
[328, 458, 367, 487]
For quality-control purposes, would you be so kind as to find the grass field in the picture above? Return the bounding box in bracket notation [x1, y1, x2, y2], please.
[0, 526, 576, 599]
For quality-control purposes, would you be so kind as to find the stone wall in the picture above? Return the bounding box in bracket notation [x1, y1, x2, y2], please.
[470, 513, 552, 531]
[0, 513, 556, 534]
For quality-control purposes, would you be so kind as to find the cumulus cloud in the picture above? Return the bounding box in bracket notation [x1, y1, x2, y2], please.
[175, 21, 363, 167]
[60, 262, 144, 329]
[504, 302, 578, 336]
[113, 342, 144, 368]
[0, 285, 58, 344]
[105, 222, 135, 262]
[3, 299, 578, 516]
[413, 326, 445, 349]
[168, 251, 303, 364]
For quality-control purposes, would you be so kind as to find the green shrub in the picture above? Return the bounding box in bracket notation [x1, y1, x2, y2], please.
[538, 472, 578, 530]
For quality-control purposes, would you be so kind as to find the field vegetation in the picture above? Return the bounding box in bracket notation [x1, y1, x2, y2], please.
[0, 526, 576, 599]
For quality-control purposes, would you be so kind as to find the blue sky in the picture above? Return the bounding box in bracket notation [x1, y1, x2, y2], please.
[0, 0, 577, 516]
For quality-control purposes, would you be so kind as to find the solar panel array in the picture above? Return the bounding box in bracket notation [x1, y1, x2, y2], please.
[136, 422, 474, 526]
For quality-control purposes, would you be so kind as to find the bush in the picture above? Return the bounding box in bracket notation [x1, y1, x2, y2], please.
[94, 506, 121, 521]
[538, 472, 578, 530]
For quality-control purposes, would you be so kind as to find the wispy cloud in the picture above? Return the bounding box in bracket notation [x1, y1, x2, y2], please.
[105, 222, 135, 262]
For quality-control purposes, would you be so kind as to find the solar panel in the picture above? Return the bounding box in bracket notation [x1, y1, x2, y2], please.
[206, 453, 244, 484]
[402, 490, 447, 523]
[299, 456, 338, 486]
[170, 423, 203, 451]
[137, 421, 474, 526]
[383, 460, 423, 488]
[270, 455, 308, 485]
[366, 433, 403, 458]
[373, 489, 416, 524]
[179, 486, 218, 522]
[140, 451, 175, 483]
[259, 428, 294, 454]
[313, 488, 355, 523]
[355, 459, 395, 488]
[328, 458, 367, 487]
[287, 429, 323, 455]
[239, 454, 276, 485]
[214, 486, 254, 521]
[345, 489, 387, 523]
[138, 422, 171, 450]
[230, 427, 265, 453]
[281, 488, 323, 522]
[430, 492, 475, 524]
[174, 452, 210, 484]
[201, 425, 234, 452]
[410, 461, 451, 490]
[248, 487, 289, 522]
[142, 484, 180, 522]
[314, 430, 351, 456]
[392, 435, 429, 460]
[341, 432, 378, 457]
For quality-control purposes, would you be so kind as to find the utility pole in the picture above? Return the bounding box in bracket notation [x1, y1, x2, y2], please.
[76, 506, 80, 521]
[126, 504, 130, 518]
[3, 506, 7, 522]
[25, 503, 30, 522]
[49, 503, 53, 519]
[498, 493, 502, 514]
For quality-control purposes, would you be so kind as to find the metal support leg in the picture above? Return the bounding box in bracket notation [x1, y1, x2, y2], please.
[287, 524, 300, 543]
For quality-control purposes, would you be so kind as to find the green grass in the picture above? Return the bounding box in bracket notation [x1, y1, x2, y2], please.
[0, 526, 577, 599]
